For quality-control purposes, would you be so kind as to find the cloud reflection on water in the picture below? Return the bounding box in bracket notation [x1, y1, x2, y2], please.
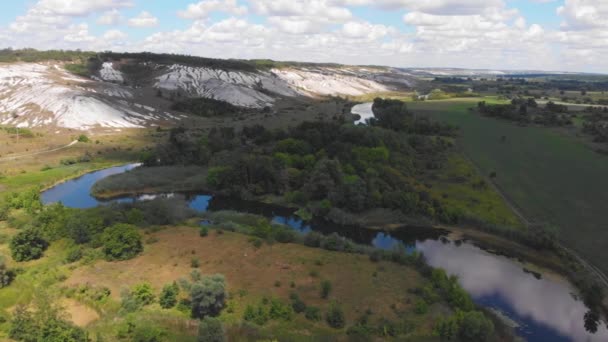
[418, 240, 608, 342]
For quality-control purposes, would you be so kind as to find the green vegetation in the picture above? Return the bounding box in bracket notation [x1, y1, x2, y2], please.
[171, 97, 240, 117]
[139, 102, 465, 228]
[10, 293, 88, 342]
[10, 229, 49, 262]
[197, 317, 225, 342]
[190, 274, 226, 319]
[0, 48, 94, 63]
[1, 126, 35, 138]
[102, 224, 143, 261]
[410, 100, 608, 274]
[159, 283, 179, 309]
[325, 302, 345, 329]
[477, 99, 572, 126]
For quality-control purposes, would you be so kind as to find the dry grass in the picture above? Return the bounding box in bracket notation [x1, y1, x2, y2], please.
[61, 298, 100, 327]
[67, 227, 426, 324]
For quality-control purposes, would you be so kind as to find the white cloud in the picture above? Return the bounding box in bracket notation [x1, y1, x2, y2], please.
[103, 29, 127, 41]
[250, 0, 352, 35]
[128, 11, 159, 27]
[97, 9, 123, 25]
[64, 24, 95, 43]
[33, 0, 132, 16]
[335, 0, 505, 15]
[0, 0, 606, 73]
[178, 0, 247, 19]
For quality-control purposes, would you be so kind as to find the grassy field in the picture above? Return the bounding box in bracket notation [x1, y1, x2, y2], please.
[0, 127, 159, 193]
[14, 225, 437, 341]
[409, 99, 608, 274]
[425, 155, 523, 228]
[65, 227, 433, 340]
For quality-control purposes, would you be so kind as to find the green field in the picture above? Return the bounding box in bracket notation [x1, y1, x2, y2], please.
[409, 99, 608, 274]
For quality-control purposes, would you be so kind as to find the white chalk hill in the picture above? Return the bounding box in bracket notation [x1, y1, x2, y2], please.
[0, 60, 412, 130]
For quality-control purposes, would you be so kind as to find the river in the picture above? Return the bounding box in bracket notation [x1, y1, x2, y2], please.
[41, 164, 608, 342]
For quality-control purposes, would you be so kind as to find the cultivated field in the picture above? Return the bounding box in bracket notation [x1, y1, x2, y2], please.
[409, 99, 608, 274]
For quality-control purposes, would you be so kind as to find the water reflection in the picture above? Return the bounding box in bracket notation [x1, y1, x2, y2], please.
[40, 164, 140, 208]
[418, 239, 608, 342]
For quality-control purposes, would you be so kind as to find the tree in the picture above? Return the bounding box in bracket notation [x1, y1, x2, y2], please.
[102, 224, 143, 261]
[10, 229, 49, 262]
[159, 282, 179, 309]
[325, 303, 345, 329]
[190, 274, 226, 318]
[197, 317, 225, 342]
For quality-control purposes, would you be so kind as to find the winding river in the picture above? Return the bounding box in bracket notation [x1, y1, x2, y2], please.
[41, 164, 608, 342]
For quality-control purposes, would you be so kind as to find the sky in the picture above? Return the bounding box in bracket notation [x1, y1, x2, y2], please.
[0, 0, 606, 73]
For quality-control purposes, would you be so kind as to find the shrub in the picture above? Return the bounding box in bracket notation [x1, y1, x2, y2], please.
[199, 226, 209, 237]
[159, 282, 179, 309]
[132, 325, 166, 342]
[268, 298, 293, 321]
[414, 299, 428, 314]
[77, 134, 89, 143]
[435, 310, 495, 342]
[243, 304, 269, 326]
[325, 303, 345, 329]
[65, 246, 83, 263]
[10, 229, 48, 262]
[102, 224, 143, 261]
[132, 283, 155, 306]
[290, 294, 306, 313]
[191, 258, 200, 268]
[0, 259, 16, 288]
[197, 317, 225, 342]
[459, 311, 495, 341]
[305, 306, 321, 321]
[190, 274, 226, 318]
[320, 280, 332, 299]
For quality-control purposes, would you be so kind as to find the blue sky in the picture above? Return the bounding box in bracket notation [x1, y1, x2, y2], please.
[0, 0, 606, 73]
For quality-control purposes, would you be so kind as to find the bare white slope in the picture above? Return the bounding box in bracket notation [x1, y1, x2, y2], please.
[155, 65, 300, 108]
[99, 62, 124, 82]
[271, 67, 390, 96]
[154, 64, 401, 108]
[0, 63, 170, 130]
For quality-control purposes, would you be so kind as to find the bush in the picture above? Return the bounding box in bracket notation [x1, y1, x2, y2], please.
[268, 298, 293, 321]
[132, 325, 166, 342]
[459, 311, 495, 341]
[77, 134, 89, 143]
[414, 299, 428, 314]
[132, 283, 155, 306]
[290, 293, 306, 313]
[325, 303, 345, 329]
[435, 310, 495, 342]
[0, 259, 16, 288]
[320, 280, 332, 299]
[199, 226, 209, 237]
[102, 224, 143, 261]
[65, 246, 83, 263]
[243, 304, 269, 325]
[10, 229, 48, 262]
[159, 282, 179, 309]
[197, 317, 225, 342]
[190, 274, 226, 318]
[191, 258, 200, 268]
[305, 306, 321, 321]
